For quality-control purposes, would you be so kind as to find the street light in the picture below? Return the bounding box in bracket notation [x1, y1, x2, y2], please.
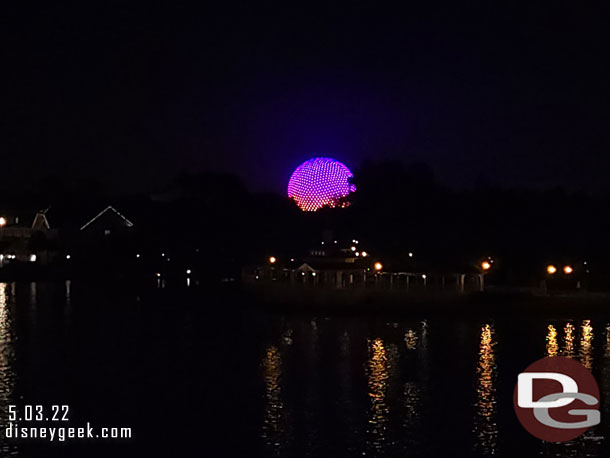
[547, 265, 557, 275]
[0, 217, 5, 227]
[374, 262, 383, 271]
[269, 256, 277, 264]
[564, 265, 573, 275]
[481, 261, 491, 271]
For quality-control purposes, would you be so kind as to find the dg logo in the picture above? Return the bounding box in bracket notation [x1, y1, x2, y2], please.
[514, 356, 600, 442]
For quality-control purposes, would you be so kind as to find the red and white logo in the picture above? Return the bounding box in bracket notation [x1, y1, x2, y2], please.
[513, 357, 600, 442]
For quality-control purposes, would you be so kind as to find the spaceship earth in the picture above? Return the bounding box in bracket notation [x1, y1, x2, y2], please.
[287, 157, 356, 211]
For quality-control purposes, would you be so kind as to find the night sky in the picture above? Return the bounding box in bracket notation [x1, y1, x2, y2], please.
[3, 3, 610, 194]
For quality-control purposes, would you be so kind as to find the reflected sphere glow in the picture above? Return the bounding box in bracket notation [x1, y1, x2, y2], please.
[287, 157, 356, 211]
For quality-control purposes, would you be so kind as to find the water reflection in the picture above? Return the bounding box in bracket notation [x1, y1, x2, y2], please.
[0, 283, 17, 455]
[542, 320, 601, 457]
[402, 381, 421, 426]
[562, 322, 575, 357]
[580, 320, 594, 369]
[546, 325, 559, 357]
[605, 325, 610, 359]
[65, 279, 71, 305]
[404, 329, 418, 350]
[29, 282, 37, 306]
[473, 324, 498, 456]
[262, 345, 286, 457]
[367, 338, 390, 454]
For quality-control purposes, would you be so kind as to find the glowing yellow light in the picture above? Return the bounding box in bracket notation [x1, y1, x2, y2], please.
[547, 265, 557, 275]
[269, 256, 277, 264]
[374, 262, 383, 271]
[563, 322, 575, 357]
[546, 325, 558, 357]
[361, 251, 368, 257]
[0, 217, 5, 227]
[474, 324, 497, 455]
[481, 261, 491, 271]
[580, 320, 594, 369]
[563, 265, 573, 275]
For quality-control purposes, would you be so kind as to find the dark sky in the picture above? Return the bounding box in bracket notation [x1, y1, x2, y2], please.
[3, 3, 610, 194]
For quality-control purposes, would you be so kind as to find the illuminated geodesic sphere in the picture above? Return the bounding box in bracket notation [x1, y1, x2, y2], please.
[287, 157, 356, 211]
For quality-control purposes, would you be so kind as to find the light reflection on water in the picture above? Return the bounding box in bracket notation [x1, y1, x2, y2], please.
[366, 337, 390, 454]
[546, 325, 559, 357]
[404, 329, 418, 350]
[0, 283, 18, 456]
[580, 320, 594, 369]
[473, 324, 498, 456]
[542, 319, 602, 457]
[562, 322, 576, 357]
[257, 317, 610, 457]
[262, 345, 285, 457]
[7, 282, 610, 457]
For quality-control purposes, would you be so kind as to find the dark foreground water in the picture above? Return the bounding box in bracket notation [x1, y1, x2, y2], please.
[1, 282, 610, 457]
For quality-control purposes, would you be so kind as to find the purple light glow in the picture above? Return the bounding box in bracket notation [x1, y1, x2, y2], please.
[287, 157, 356, 211]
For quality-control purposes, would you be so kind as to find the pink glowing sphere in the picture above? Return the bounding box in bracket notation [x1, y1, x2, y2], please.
[287, 157, 356, 211]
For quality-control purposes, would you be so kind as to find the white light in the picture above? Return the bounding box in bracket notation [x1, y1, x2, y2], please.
[156, 272, 161, 277]
[422, 274, 427, 279]
[290, 258, 295, 262]
[29, 254, 37, 262]
[186, 269, 192, 275]
[361, 251, 368, 257]
[0, 217, 6, 227]
[136, 254, 140, 258]
[351, 246, 356, 251]
[66, 255, 71, 260]
[161, 253, 165, 257]
[334, 240, 337, 244]
[312, 272, 317, 276]
[355, 252, 360, 256]
[409, 252, 413, 257]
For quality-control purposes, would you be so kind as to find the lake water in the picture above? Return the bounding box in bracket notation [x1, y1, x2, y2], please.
[0, 281, 610, 457]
